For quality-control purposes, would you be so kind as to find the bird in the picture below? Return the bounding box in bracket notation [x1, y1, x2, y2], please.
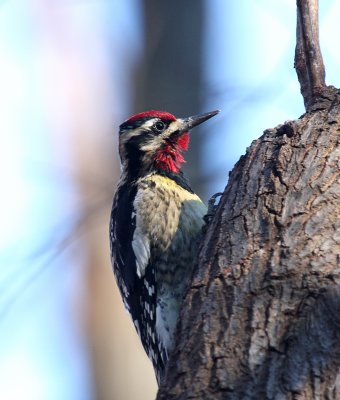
[110, 109, 219, 384]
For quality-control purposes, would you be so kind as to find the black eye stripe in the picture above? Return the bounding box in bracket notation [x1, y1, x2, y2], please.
[120, 118, 148, 132]
[119, 117, 172, 134]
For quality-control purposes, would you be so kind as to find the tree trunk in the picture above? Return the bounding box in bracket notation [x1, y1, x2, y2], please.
[134, 0, 206, 197]
[157, 1, 340, 398]
[158, 96, 340, 399]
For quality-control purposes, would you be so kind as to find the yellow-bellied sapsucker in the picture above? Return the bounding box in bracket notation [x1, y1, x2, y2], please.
[110, 109, 219, 384]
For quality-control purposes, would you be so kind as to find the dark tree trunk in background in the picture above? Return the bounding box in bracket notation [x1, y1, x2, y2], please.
[158, 1, 340, 399]
[134, 0, 206, 196]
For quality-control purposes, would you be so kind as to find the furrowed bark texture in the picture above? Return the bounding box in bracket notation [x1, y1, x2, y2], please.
[157, 93, 340, 399]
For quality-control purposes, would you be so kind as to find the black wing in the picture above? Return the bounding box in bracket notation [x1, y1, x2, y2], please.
[109, 183, 166, 383]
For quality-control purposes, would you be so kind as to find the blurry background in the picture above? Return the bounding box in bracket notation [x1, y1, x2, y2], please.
[0, 1, 339, 399]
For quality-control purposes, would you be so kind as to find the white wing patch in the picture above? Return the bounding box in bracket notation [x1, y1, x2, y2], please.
[132, 227, 150, 278]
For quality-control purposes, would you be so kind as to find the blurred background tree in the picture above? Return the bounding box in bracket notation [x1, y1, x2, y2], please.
[0, 1, 339, 400]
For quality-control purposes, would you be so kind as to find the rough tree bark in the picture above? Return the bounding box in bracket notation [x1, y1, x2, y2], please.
[158, 1, 340, 399]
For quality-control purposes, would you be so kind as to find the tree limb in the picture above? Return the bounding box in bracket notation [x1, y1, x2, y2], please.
[294, 0, 337, 111]
[157, 1, 340, 398]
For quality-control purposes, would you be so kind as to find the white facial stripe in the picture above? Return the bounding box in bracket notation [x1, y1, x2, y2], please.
[168, 119, 183, 134]
[120, 118, 186, 155]
[140, 136, 163, 152]
[139, 119, 184, 152]
[119, 118, 158, 144]
[142, 119, 158, 129]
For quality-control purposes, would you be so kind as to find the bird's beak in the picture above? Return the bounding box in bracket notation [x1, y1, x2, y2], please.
[178, 110, 220, 133]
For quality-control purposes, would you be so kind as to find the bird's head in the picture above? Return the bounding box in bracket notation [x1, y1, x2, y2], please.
[118, 109, 219, 178]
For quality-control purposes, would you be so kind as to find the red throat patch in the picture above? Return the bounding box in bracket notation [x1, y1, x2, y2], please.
[155, 132, 190, 173]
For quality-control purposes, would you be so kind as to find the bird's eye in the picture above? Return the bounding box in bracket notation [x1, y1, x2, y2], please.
[154, 121, 165, 132]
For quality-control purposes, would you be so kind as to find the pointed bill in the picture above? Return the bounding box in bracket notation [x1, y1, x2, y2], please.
[177, 110, 220, 133]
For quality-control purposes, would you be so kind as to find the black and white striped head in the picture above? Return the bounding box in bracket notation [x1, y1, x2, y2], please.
[118, 110, 219, 178]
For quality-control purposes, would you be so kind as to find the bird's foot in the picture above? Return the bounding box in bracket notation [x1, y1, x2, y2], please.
[202, 192, 223, 233]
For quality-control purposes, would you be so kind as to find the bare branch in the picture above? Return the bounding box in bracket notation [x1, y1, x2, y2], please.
[294, 0, 330, 110]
